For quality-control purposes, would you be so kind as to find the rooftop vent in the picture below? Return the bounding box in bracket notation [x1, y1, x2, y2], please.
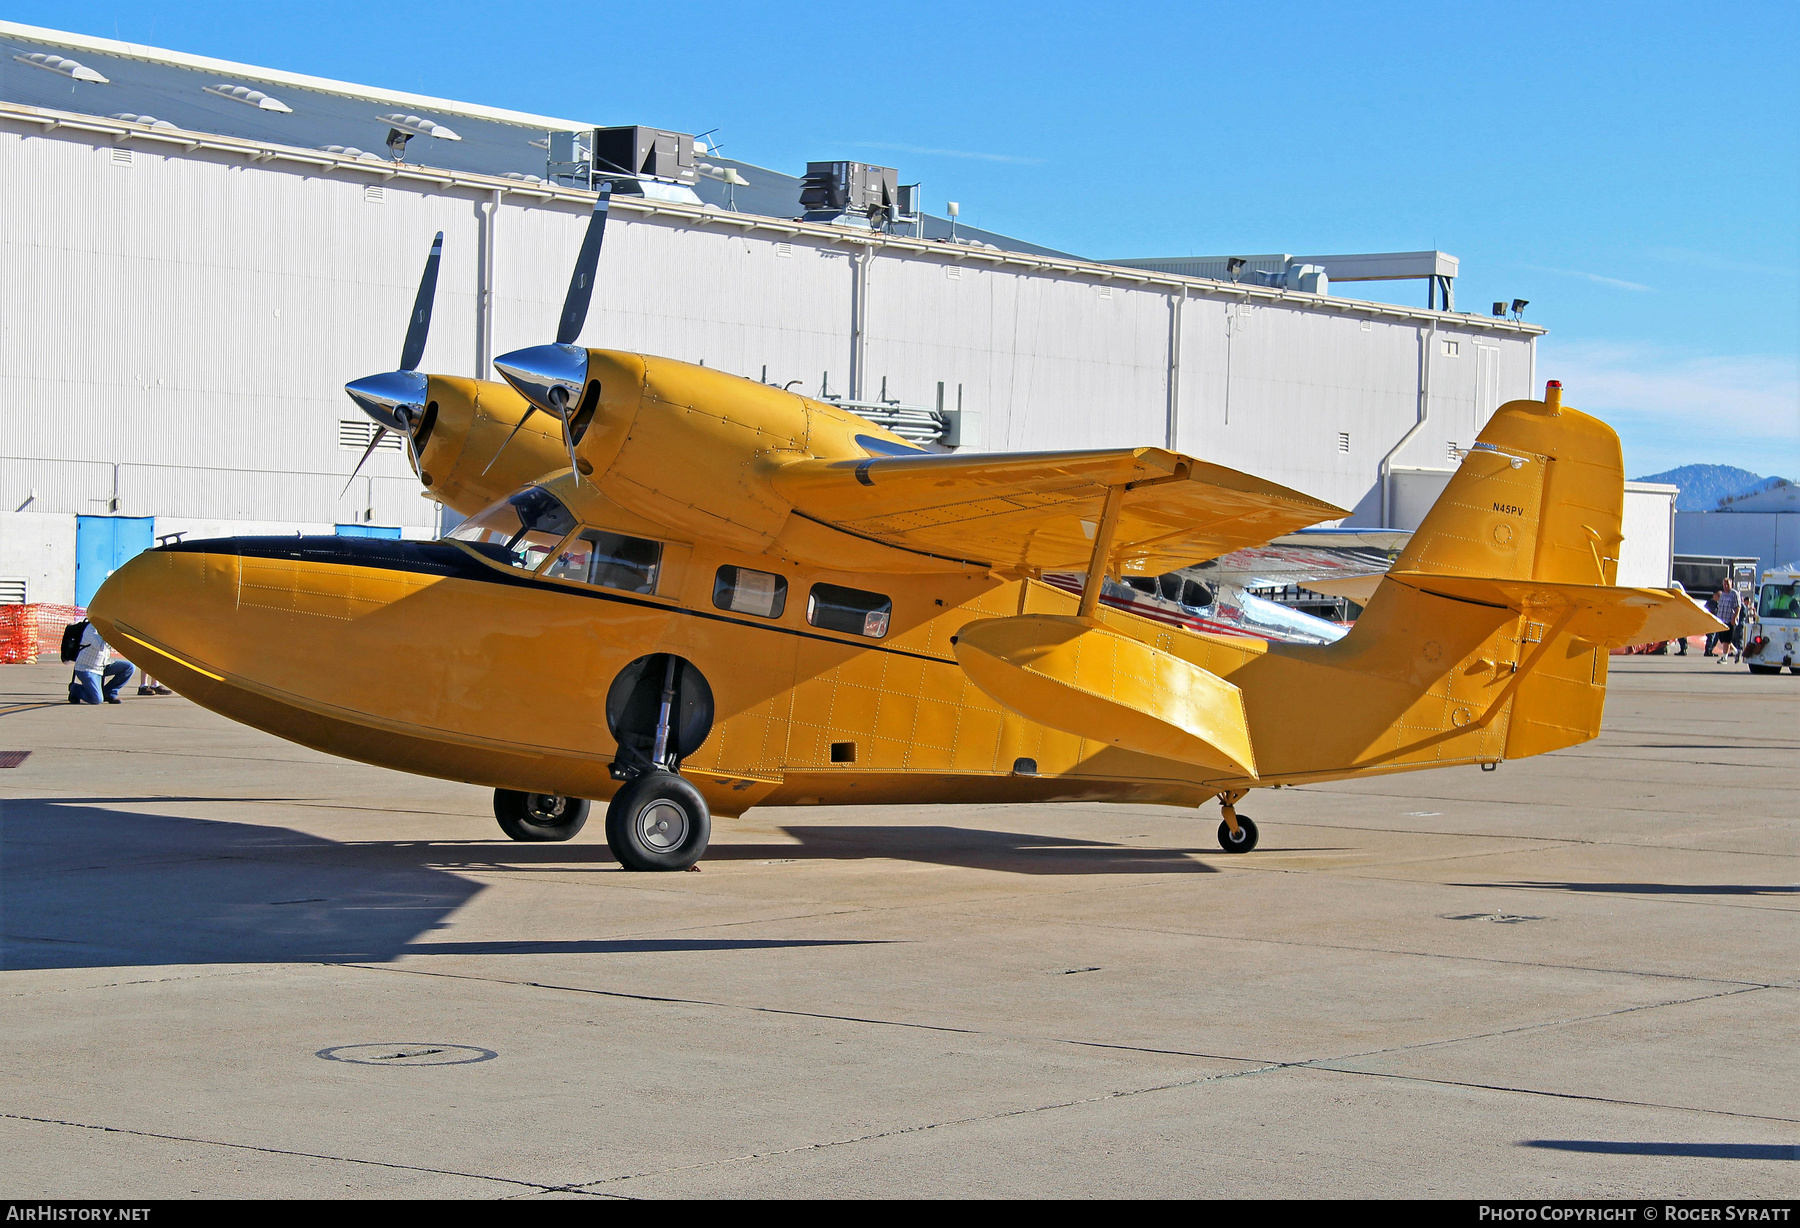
[799, 161, 903, 230]
[204, 83, 292, 113]
[111, 113, 176, 131]
[13, 52, 108, 83]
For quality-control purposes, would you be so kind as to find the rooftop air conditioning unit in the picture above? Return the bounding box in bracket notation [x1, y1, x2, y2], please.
[800, 161, 899, 228]
[580, 126, 702, 203]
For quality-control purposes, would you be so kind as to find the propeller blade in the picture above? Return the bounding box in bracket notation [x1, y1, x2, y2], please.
[555, 192, 610, 346]
[398, 231, 444, 372]
[551, 392, 581, 480]
[341, 428, 388, 496]
[481, 406, 538, 475]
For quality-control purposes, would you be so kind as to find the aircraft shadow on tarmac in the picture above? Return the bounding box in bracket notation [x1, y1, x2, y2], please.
[0, 798, 879, 971]
[1523, 1140, 1798, 1161]
[1461, 881, 1799, 897]
[0, 799, 1224, 972]
[710, 826, 1224, 876]
[342, 823, 1232, 877]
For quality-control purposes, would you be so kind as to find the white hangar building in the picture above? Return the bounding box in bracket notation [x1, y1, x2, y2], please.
[0, 20, 1557, 609]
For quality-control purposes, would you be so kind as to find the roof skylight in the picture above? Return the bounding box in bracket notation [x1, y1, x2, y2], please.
[204, 83, 293, 113]
[13, 52, 109, 83]
[318, 145, 384, 163]
[112, 113, 177, 131]
[379, 113, 461, 141]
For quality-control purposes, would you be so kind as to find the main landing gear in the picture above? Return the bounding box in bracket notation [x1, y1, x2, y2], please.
[490, 654, 716, 870]
[605, 770, 710, 872]
[1215, 789, 1259, 854]
[602, 653, 715, 872]
[494, 790, 589, 842]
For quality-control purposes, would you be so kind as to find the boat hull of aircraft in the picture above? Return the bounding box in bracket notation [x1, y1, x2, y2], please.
[91, 535, 1260, 818]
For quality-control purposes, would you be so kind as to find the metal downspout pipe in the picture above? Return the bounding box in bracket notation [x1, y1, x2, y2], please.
[1165, 286, 1185, 450]
[1380, 316, 1437, 528]
[849, 245, 872, 402]
[476, 189, 500, 375]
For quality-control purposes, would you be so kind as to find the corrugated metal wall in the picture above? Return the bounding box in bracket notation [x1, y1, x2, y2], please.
[2, 117, 1539, 543]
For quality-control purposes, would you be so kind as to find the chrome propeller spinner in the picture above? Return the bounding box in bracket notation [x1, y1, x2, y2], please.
[341, 231, 443, 494]
[489, 190, 609, 480]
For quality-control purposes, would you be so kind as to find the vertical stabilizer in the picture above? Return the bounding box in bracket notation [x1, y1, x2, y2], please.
[1383, 382, 1626, 758]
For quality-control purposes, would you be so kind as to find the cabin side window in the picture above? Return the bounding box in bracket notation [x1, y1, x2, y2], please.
[446, 485, 576, 572]
[545, 529, 662, 594]
[714, 566, 788, 618]
[807, 583, 891, 638]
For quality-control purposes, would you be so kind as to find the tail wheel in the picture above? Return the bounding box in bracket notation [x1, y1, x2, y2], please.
[494, 790, 589, 842]
[606, 771, 711, 871]
[1216, 814, 1259, 854]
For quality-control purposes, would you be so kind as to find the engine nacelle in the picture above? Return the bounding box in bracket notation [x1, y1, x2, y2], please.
[416, 376, 574, 517]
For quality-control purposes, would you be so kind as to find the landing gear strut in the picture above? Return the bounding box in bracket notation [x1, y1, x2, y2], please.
[603, 654, 715, 872]
[1215, 789, 1259, 854]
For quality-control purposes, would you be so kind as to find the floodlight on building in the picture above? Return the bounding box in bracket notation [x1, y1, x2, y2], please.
[1511, 298, 1529, 319]
[1227, 257, 1247, 282]
[1493, 301, 1506, 317]
[13, 52, 108, 83]
[205, 83, 292, 112]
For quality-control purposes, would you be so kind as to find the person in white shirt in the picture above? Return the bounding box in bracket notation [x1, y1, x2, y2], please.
[70, 623, 134, 705]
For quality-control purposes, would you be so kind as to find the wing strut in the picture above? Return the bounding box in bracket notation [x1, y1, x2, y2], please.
[1077, 485, 1126, 620]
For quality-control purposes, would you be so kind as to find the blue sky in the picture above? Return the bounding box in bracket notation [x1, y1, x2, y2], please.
[17, 0, 1799, 477]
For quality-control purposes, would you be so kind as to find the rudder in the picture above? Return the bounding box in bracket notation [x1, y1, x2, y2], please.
[1375, 383, 1627, 760]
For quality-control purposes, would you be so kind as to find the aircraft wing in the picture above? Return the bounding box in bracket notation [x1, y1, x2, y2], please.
[770, 447, 1344, 572]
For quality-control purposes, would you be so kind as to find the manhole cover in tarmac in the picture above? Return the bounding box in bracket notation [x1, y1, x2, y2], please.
[316, 1043, 497, 1067]
[1441, 912, 1546, 924]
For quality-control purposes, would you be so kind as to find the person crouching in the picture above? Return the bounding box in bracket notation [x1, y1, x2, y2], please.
[69, 622, 133, 705]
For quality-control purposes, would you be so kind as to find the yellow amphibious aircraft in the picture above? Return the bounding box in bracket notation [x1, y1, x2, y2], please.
[90, 195, 1722, 871]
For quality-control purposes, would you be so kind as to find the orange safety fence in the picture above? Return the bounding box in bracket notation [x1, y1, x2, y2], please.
[0, 603, 87, 664]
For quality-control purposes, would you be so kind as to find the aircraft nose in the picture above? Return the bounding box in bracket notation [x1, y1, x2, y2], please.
[87, 544, 239, 696]
[344, 369, 428, 433]
[493, 343, 588, 416]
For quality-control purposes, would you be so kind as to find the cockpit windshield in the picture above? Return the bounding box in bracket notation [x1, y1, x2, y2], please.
[446, 486, 576, 571]
[1759, 582, 1798, 620]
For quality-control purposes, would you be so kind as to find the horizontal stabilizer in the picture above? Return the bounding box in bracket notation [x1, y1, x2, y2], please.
[1388, 572, 1726, 647]
[1294, 572, 1386, 605]
[953, 615, 1258, 777]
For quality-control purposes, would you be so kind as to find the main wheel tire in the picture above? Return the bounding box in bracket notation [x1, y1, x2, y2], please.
[1748, 664, 1782, 675]
[494, 790, 589, 842]
[605, 771, 711, 871]
[1216, 814, 1259, 854]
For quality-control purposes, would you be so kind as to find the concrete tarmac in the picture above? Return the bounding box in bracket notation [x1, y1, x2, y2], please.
[1, 655, 1795, 1199]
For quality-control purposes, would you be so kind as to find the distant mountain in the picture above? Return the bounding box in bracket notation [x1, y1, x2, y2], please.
[1632, 464, 1789, 511]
